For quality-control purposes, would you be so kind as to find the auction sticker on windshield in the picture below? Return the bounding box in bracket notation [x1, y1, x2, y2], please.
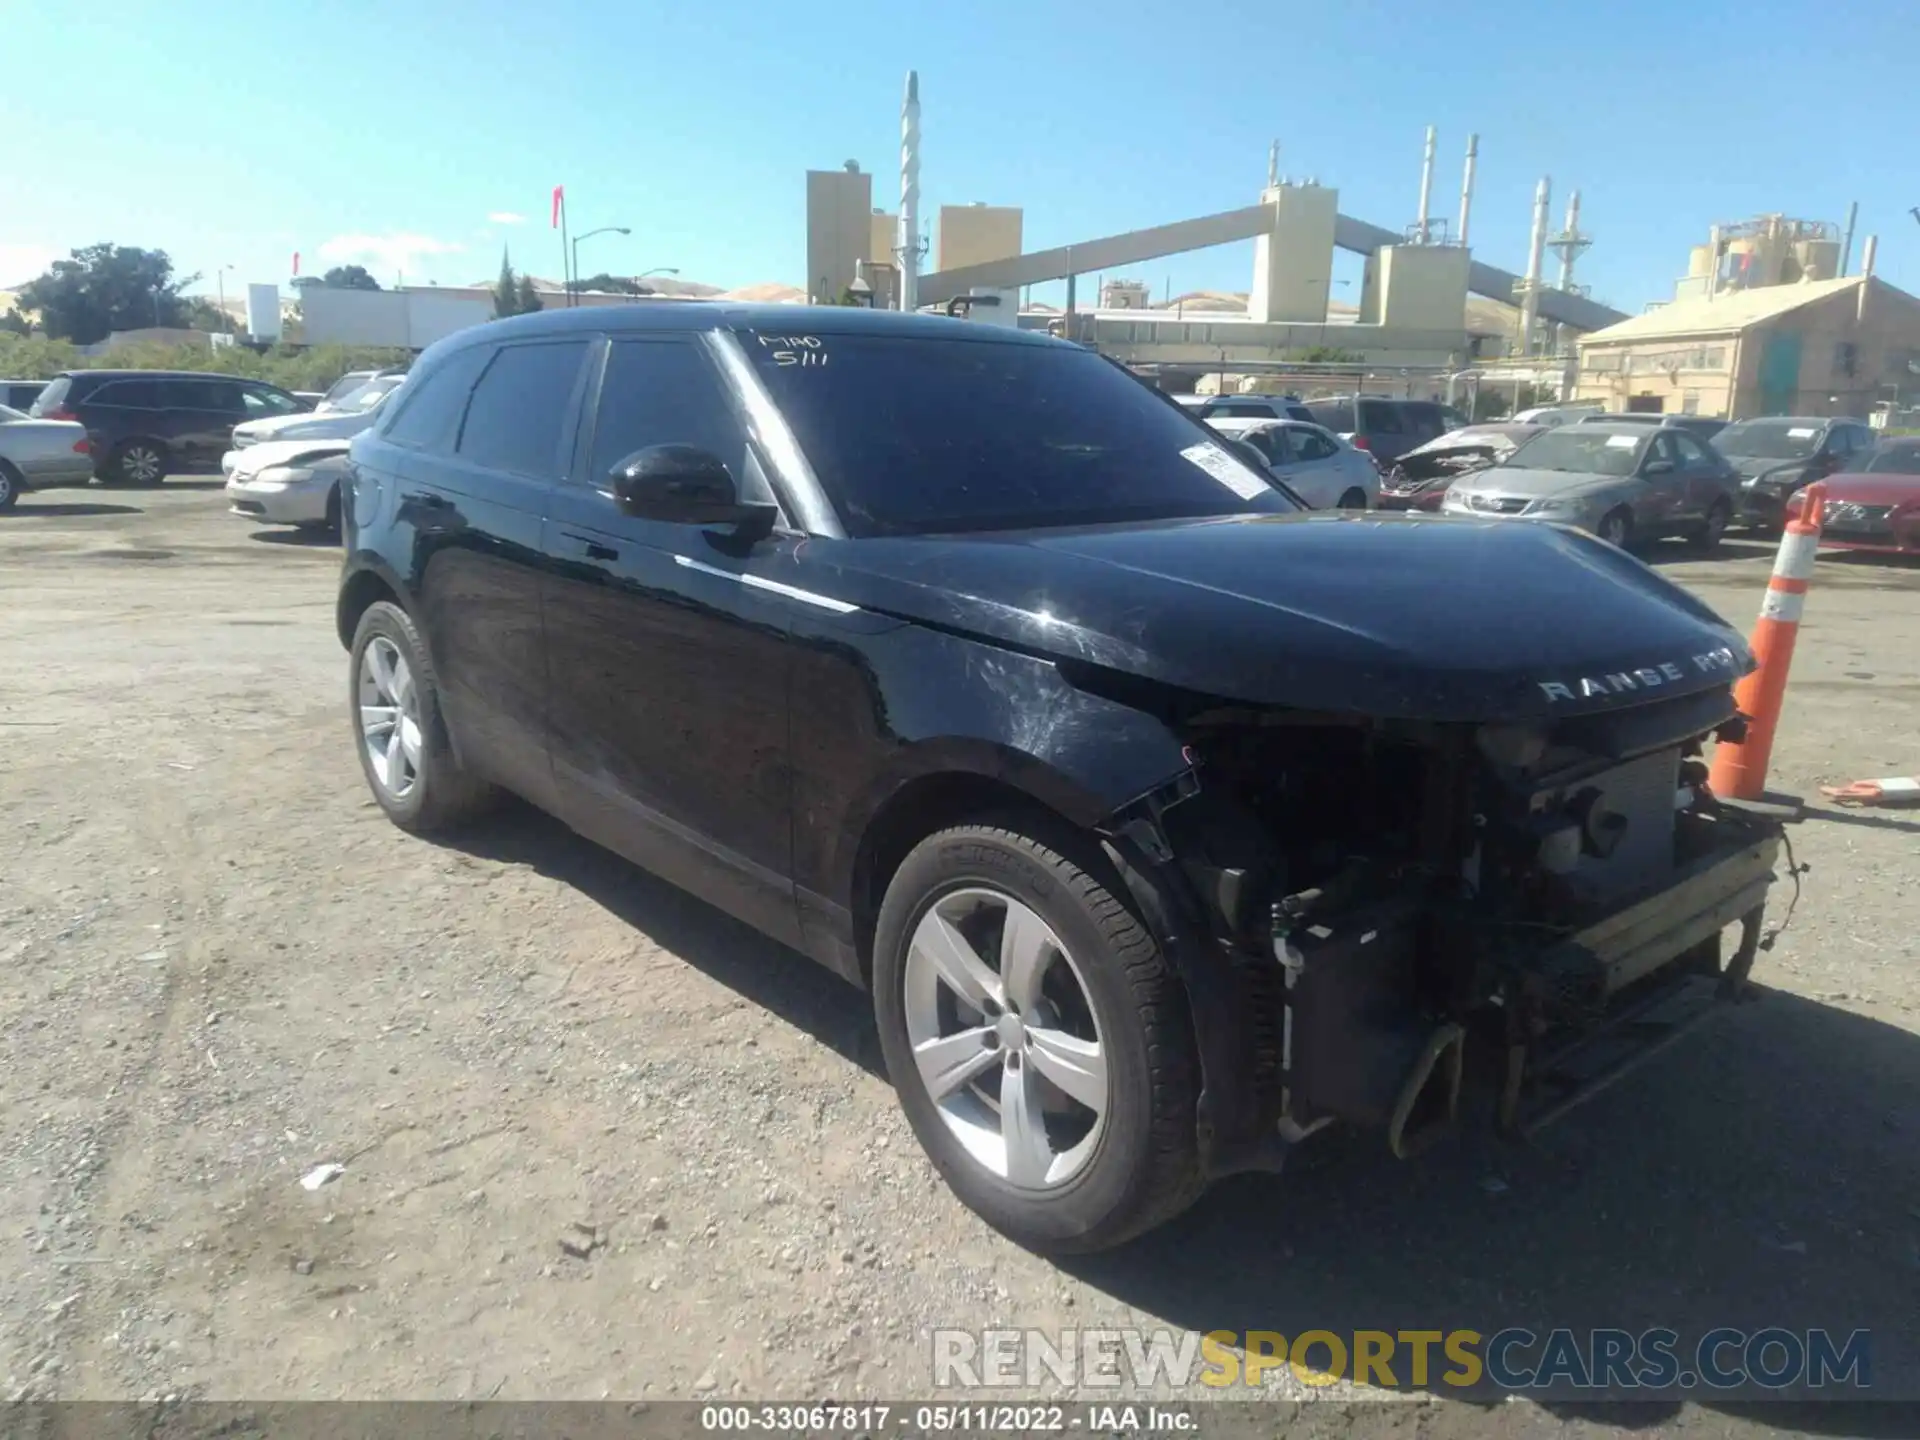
[1606, 435, 1641, 448]
[1182, 441, 1270, 500]
[1788, 427, 1816, 438]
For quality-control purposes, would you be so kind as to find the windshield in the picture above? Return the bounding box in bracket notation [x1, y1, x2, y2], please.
[1863, 442, 1920, 475]
[1715, 420, 1821, 459]
[1502, 428, 1647, 477]
[745, 332, 1299, 536]
[330, 375, 404, 413]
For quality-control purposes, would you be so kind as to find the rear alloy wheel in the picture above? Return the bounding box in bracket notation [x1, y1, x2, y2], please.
[873, 822, 1203, 1252]
[111, 441, 167, 486]
[349, 600, 497, 832]
[1694, 500, 1731, 554]
[1597, 508, 1633, 548]
[1337, 487, 1369, 510]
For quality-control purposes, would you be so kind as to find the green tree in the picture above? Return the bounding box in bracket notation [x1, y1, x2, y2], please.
[493, 249, 521, 317]
[321, 265, 381, 291]
[0, 309, 30, 337]
[515, 275, 543, 314]
[15, 244, 200, 344]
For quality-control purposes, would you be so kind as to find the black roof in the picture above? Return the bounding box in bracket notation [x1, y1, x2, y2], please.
[433, 301, 1065, 356]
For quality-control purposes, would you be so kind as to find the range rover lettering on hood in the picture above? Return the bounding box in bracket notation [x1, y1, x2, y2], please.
[1538, 645, 1740, 703]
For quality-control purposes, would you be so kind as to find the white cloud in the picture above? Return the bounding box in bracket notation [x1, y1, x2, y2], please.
[488, 211, 527, 225]
[317, 232, 465, 277]
[0, 243, 61, 287]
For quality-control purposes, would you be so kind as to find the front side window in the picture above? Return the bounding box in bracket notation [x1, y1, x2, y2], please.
[1863, 441, 1920, 475]
[382, 346, 492, 453]
[586, 339, 755, 490]
[165, 378, 237, 411]
[1292, 427, 1338, 461]
[1305, 400, 1355, 433]
[744, 331, 1296, 537]
[457, 340, 591, 476]
[1359, 401, 1405, 435]
[1670, 432, 1713, 466]
[1505, 428, 1649, 478]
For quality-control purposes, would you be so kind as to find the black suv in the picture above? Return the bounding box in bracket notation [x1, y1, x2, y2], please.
[1711, 415, 1877, 530]
[1303, 395, 1470, 464]
[31, 370, 304, 484]
[339, 304, 1781, 1252]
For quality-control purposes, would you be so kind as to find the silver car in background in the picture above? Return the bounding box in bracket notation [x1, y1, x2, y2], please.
[1206, 416, 1380, 509]
[1441, 421, 1739, 550]
[225, 438, 352, 534]
[0, 403, 93, 510]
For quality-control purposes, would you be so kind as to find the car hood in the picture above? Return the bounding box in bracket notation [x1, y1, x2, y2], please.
[1453, 467, 1626, 501]
[233, 410, 377, 443]
[808, 512, 1752, 722]
[1726, 455, 1811, 483]
[228, 437, 351, 477]
[1821, 472, 1920, 506]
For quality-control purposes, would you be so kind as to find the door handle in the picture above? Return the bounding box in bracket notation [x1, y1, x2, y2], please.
[563, 532, 618, 562]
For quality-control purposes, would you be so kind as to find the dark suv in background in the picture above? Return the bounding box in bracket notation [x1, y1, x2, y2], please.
[1711, 415, 1877, 531]
[1303, 396, 1470, 464]
[31, 370, 305, 484]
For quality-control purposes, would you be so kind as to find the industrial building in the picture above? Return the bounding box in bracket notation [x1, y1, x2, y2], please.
[1574, 220, 1920, 420]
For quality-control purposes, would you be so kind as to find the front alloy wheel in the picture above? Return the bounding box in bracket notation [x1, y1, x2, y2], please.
[903, 889, 1108, 1190]
[873, 822, 1204, 1253]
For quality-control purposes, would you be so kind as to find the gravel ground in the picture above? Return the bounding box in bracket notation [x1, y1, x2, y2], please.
[1, 482, 1916, 1435]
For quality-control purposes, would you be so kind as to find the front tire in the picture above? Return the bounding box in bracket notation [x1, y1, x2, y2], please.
[349, 600, 497, 833]
[0, 463, 20, 511]
[872, 822, 1203, 1253]
[1597, 507, 1633, 548]
[1693, 500, 1731, 554]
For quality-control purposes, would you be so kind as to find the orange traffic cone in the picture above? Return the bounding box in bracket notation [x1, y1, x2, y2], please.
[1708, 483, 1827, 803]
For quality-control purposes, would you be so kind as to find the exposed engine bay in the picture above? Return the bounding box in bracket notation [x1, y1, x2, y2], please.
[1097, 684, 1784, 1175]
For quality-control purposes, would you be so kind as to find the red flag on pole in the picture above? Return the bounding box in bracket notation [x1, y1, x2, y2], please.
[291, 251, 300, 276]
[552, 185, 565, 229]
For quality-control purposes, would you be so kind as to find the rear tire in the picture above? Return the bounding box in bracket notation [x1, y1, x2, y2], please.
[0, 462, 20, 511]
[349, 600, 497, 833]
[1337, 487, 1368, 510]
[872, 820, 1204, 1253]
[108, 440, 168, 487]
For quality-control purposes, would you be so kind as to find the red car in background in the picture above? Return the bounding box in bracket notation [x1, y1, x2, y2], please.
[1786, 436, 1920, 555]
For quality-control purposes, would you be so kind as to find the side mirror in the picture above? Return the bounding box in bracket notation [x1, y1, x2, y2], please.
[1641, 458, 1676, 477]
[607, 445, 776, 535]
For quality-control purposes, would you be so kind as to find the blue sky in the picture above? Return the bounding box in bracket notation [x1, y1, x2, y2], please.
[2, 0, 1912, 313]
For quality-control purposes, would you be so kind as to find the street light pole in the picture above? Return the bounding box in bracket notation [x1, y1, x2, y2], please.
[569, 226, 631, 306]
[216, 264, 233, 333]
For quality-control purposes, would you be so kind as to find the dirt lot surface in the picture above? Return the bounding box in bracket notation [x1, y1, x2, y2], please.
[2, 482, 1917, 1435]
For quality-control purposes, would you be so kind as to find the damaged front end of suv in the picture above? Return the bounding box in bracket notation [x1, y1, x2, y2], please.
[1089, 664, 1782, 1177]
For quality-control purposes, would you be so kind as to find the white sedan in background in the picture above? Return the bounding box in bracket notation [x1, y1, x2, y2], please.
[225, 439, 352, 534]
[1206, 416, 1380, 509]
[227, 372, 404, 453]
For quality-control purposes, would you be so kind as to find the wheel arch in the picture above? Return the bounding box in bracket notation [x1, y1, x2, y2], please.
[336, 556, 414, 650]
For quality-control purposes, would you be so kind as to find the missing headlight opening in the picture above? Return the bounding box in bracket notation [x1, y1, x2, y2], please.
[1094, 683, 1782, 1177]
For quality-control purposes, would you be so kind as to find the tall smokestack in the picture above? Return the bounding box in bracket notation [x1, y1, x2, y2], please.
[1858, 234, 1877, 324]
[898, 70, 921, 312]
[1518, 176, 1550, 356]
[1415, 125, 1437, 244]
[1457, 134, 1478, 247]
[1840, 200, 1859, 276]
[1557, 190, 1582, 290]
[1267, 138, 1279, 191]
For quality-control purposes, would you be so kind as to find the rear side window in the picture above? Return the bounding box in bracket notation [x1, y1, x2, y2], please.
[1359, 400, 1405, 435]
[95, 379, 160, 408]
[27, 377, 70, 416]
[456, 340, 591, 476]
[161, 378, 235, 410]
[586, 339, 751, 487]
[1208, 401, 1270, 418]
[382, 346, 493, 452]
[1305, 400, 1355, 432]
